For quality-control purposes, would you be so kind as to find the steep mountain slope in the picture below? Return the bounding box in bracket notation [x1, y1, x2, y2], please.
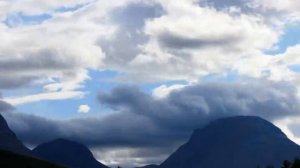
[33, 139, 109, 168]
[160, 116, 300, 168]
[0, 114, 31, 155]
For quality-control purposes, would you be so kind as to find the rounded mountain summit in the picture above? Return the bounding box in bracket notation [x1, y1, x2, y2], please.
[159, 116, 300, 168]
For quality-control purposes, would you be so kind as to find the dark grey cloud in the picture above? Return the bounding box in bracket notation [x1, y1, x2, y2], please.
[2, 110, 183, 148]
[2, 80, 299, 165]
[0, 52, 77, 72]
[0, 50, 87, 89]
[98, 80, 299, 132]
[0, 100, 14, 112]
[2, 112, 64, 145]
[158, 31, 239, 50]
[0, 75, 38, 89]
[99, 2, 163, 67]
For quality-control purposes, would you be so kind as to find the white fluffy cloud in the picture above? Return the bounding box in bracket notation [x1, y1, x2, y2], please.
[78, 104, 91, 113]
[0, 0, 131, 103]
[128, 0, 279, 81]
[4, 91, 85, 106]
[0, 0, 299, 103]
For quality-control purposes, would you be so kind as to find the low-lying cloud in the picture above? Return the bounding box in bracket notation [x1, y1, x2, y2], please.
[0, 100, 14, 112]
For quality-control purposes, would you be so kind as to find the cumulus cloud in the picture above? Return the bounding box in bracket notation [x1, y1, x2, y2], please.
[0, 0, 299, 103]
[0, 9, 107, 90]
[2, 80, 300, 166]
[0, 0, 138, 103]
[78, 105, 91, 113]
[125, 0, 284, 82]
[0, 0, 286, 89]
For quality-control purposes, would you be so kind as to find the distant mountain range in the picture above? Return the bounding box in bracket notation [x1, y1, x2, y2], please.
[2, 112, 300, 168]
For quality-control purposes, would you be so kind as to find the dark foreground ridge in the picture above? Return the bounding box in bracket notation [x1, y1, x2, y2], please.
[0, 148, 66, 168]
[33, 138, 109, 168]
[158, 116, 300, 168]
[0, 114, 31, 155]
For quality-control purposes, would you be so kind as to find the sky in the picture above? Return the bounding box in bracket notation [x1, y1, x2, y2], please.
[0, 0, 300, 167]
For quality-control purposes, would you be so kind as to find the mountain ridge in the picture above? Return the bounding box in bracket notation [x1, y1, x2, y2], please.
[0, 113, 31, 155]
[33, 138, 109, 168]
[159, 116, 300, 168]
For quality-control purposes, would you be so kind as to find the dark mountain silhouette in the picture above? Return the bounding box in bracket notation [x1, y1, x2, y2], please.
[159, 116, 300, 168]
[0, 148, 67, 168]
[33, 139, 110, 168]
[0, 113, 31, 155]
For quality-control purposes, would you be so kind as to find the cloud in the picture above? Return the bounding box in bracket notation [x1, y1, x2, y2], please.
[253, 0, 300, 21]
[0, 0, 298, 100]
[152, 84, 187, 98]
[274, 117, 300, 145]
[98, 80, 299, 131]
[98, 2, 163, 69]
[125, 0, 283, 82]
[0, 9, 108, 90]
[3, 80, 300, 166]
[4, 91, 85, 106]
[0, 0, 145, 103]
[0, 0, 140, 93]
[0, 100, 14, 112]
[157, 31, 240, 50]
[78, 105, 91, 113]
[0, 0, 92, 18]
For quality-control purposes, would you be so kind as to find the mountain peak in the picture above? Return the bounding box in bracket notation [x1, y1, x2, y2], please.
[191, 116, 287, 143]
[160, 116, 300, 168]
[0, 114, 9, 130]
[33, 138, 109, 168]
[0, 113, 30, 155]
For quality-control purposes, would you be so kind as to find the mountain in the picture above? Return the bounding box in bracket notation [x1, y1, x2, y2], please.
[33, 139, 110, 168]
[0, 148, 67, 168]
[160, 116, 300, 168]
[0, 113, 31, 155]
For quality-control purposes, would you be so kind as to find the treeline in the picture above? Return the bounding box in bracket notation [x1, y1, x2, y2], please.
[257, 158, 300, 168]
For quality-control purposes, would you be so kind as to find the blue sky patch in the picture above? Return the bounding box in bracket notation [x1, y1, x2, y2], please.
[266, 23, 300, 55]
[4, 13, 52, 27]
